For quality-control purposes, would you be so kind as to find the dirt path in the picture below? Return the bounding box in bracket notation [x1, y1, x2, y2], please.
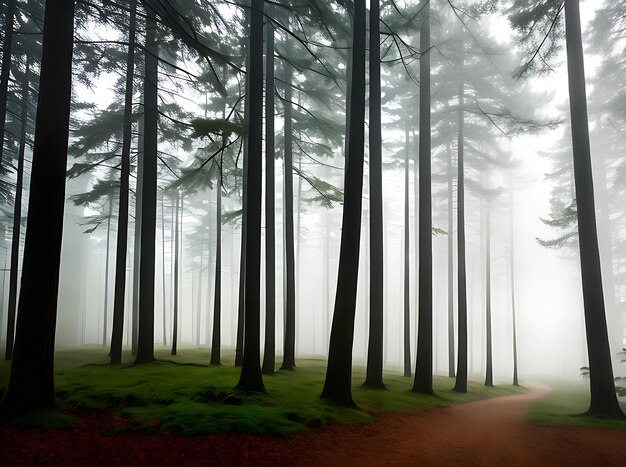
[1, 385, 625, 466]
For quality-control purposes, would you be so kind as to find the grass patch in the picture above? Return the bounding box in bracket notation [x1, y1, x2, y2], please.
[0, 346, 524, 437]
[527, 383, 626, 430]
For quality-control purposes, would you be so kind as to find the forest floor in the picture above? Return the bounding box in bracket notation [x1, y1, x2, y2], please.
[1, 348, 625, 465]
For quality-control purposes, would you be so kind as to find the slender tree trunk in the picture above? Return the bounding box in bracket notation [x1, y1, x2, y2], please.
[563, 0, 623, 418]
[110, 0, 136, 364]
[510, 186, 519, 386]
[0, 0, 75, 413]
[413, 2, 433, 394]
[195, 243, 203, 346]
[171, 192, 180, 356]
[210, 175, 222, 365]
[403, 121, 411, 378]
[235, 0, 265, 393]
[102, 199, 113, 345]
[484, 201, 493, 387]
[262, 20, 276, 376]
[447, 145, 455, 378]
[281, 63, 296, 371]
[453, 74, 468, 393]
[161, 192, 167, 346]
[320, 0, 366, 407]
[4, 56, 30, 361]
[364, 0, 384, 389]
[0, 0, 16, 169]
[135, 6, 158, 364]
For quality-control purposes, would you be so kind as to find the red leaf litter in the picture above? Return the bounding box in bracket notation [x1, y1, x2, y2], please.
[1, 388, 625, 466]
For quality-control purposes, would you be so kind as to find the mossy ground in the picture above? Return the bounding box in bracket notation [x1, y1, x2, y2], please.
[527, 382, 626, 430]
[0, 346, 525, 436]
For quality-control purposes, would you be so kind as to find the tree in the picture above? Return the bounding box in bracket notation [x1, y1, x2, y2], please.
[235, 0, 265, 394]
[364, 0, 384, 389]
[320, 0, 366, 407]
[0, 0, 76, 414]
[110, 0, 137, 363]
[0, 0, 16, 169]
[413, 1, 433, 395]
[135, 5, 159, 365]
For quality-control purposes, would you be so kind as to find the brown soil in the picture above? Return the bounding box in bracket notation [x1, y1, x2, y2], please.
[1, 385, 624, 466]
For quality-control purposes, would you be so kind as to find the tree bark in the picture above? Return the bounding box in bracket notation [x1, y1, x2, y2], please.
[235, 0, 266, 393]
[262, 20, 276, 376]
[171, 192, 180, 356]
[281, 63, 296, 371]
[320, 0, 366, 407]
[4, 56, 30, 361]
[413, 2, 433, 395]
[447, 144, 455, 378]
[110, 0, 136, 364]
[364, 0, 384, 389]
[210, 174, 222, 365]
[453, 74, 468, 393]
[403, 120, 411, 378]
[0, 0, 75, 413]
[563, 0, 623, 418]
[135, 6, 158, 364]
[510, 186, 519, 386]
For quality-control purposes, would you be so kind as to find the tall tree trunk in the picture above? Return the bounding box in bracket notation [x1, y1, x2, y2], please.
[0, 0, 75, 413]
[262, 20, 276, 376]
[320, 0, 366, 407]
[413, 2, 433, 394]
[171, 192, 180, 356]
[403, 121, 411, 378]
[135, 6, 158, 364]
[447, 145, 455, 378]
[110, 0, 136, 363]
[161, 192, 167, 346]
[235, 0, 265, 393]
[510, 186, 519, 386]
[210, 174, 222, 365]
[364, 0, 384, 389]
[281, 63, 296, 371]
[453, 74, 468, 393]
[195, 243, 203, 345]
[484, 201, 493, 387]
[4, 56, 30, 361]
[563, 0, 623, 418]
[0, 0, 16, 169]
[102, 199, 113, 345]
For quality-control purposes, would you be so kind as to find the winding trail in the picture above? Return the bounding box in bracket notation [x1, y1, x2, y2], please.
[1, 385, 625, 466]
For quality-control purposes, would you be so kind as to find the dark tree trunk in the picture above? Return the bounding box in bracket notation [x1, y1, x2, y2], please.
[413, 2, 433, 395]
[447, 145, 455, 378]
[161, 193, 167, 346]
[210, 175, 222, 365]
[453, 75, 468, 393]
[171, 192, 180, 356]
[102, 199, 113, 345]
[110, 0, 136, 364]
[0, 0, 16, 169]
[0, 0, 75, 413]
[281, 62, 296, 371]
[262, 20, 276, 376]
[4, 56, 30, 361]
[320, 0, 366, 407]
[484, 202, 493, 387]
[235, 0, 265, 393]
[135, 6, 158, 364]
[364, 0, 384, 389]
[403, 121, 411, 378]
[563, 0, 623, 418]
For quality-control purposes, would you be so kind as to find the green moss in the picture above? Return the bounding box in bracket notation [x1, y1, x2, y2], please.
[0, 347, 524, 437]
[527, 383, 626, 430]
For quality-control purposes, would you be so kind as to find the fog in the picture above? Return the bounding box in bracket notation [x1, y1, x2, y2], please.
[1, 0, 624, 392]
